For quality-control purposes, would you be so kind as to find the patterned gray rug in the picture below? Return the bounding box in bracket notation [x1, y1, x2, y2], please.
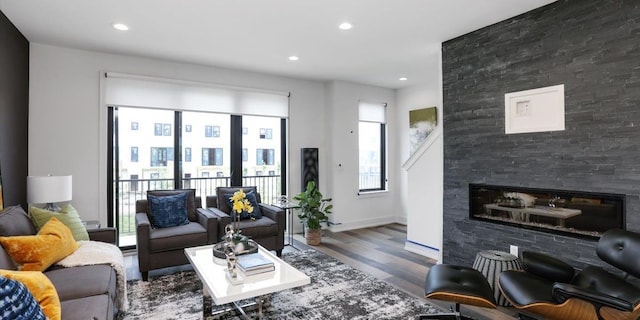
[119, 249, 440, 319]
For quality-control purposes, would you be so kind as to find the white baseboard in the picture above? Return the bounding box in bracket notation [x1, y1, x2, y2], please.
[404, 241, 442, 263]
[329, 216, 397, 232]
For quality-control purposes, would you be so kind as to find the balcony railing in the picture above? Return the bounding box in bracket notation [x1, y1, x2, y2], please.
[359, 172, 382, 190]
[115, 175, 281, 244]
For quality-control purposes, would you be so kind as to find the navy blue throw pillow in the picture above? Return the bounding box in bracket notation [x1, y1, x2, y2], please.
[0, 276, 46, 320]
[224, 191, 262, 220]
[148, 192, 190, 228]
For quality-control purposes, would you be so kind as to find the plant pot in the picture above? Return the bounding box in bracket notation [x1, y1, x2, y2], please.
[305, 228, 322, 246]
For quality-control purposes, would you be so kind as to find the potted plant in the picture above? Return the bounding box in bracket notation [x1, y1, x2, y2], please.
[293, 181, 333, 245]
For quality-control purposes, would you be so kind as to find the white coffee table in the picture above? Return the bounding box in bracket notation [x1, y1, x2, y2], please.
[185, 244, 310, 319]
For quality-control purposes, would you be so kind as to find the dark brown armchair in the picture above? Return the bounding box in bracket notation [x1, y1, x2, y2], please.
[135, 189, 218, 281]
[205, 186, 286, 256]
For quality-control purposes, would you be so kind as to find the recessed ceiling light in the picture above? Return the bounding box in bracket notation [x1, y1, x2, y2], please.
[288, 56, 299, 61]
[399, 77, 408, 81]
[338, 22, 353, 30]
[112, 23, 129, 31]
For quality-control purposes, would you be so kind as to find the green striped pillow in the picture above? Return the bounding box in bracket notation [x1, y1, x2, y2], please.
[29, 205, 89, 241]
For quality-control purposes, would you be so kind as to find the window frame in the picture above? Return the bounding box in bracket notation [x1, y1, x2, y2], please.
[256, 148, 275, 165]
[130, 146, 138, 162]
[202, 147, 224, 166]
[358, 102, 387, 193]
[153, 123, 163, 136]
[150, 147, 168, 167]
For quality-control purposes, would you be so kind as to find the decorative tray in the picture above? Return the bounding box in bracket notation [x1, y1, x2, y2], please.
[212, 239, 259, 260]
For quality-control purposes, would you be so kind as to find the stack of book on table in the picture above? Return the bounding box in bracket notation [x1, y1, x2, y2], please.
[237, 253, 275, 276]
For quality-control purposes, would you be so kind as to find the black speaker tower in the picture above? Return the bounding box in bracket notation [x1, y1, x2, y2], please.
[301, 148, 319, 191]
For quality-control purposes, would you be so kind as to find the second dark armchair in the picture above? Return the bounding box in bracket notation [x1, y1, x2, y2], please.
[206, 186, 286, 256]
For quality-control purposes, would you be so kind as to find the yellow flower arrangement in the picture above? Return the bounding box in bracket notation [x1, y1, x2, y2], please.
[230, 189, 254, 214]
[227, 189, 254, 250]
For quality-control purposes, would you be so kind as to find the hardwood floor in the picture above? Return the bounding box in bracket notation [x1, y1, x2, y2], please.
[123, 224, 518, 319]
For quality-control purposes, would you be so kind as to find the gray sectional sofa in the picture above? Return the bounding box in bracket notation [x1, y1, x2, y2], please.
[0, 206, 119, 320]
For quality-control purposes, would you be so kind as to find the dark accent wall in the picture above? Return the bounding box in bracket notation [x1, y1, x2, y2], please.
[442, 0, 640, 269]
[0, 10, 29, 208]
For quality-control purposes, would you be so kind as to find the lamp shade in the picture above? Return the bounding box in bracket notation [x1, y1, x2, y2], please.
[27, 175, 72, 204]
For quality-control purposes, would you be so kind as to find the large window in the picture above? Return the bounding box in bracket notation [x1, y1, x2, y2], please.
[358, 102, 387, 191]
[105, 72, 290, 248]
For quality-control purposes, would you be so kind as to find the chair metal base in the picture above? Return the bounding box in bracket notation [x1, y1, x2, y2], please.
[417, 303, 476, 320]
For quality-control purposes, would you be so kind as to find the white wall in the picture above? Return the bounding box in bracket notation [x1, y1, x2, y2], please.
[28, 42, 442, 248]
[29, 43, 327, 226]
[395, 47, 444, 261]
[325, 81, 398, 231]
[28, 43, 402, 234]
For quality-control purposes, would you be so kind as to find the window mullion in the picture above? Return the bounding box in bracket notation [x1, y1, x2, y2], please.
[380, 123, 386, 190]
[174, 111, 182, 189]
[230, 115, 243, 186]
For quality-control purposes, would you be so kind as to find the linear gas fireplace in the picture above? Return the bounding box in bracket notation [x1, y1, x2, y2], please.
[469, 184, 626, 239]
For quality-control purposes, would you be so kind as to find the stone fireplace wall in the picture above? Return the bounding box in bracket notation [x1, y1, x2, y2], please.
[442, 0, 640, 269]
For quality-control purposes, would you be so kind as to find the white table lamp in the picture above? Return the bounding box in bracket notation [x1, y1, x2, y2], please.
[27, 175, 72, 212]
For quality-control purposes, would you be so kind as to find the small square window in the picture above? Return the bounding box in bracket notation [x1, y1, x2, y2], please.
[154, 123, 163, 136]
[242, 127, 248, 135]
[163, 124, 172, 136]
[213, 126, 220, 137]
[131, 122, 138, 130]
[205, 125, 213, 137]
[185, 124, 192, 132]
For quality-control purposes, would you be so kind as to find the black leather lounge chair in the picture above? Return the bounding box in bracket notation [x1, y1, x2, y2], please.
[499, 229, 640, 320]
[419, 264, 497, 320]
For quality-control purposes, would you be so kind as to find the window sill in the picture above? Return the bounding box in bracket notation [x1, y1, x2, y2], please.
[357, 190, 389, 198]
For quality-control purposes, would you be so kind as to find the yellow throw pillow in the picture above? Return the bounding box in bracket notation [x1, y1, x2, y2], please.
[0, 269, 61, 320]
[30, 204, 90, 241]
[0, 217, 79, 271]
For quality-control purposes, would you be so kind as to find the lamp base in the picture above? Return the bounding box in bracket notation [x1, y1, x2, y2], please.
[42, 203, 62, 212]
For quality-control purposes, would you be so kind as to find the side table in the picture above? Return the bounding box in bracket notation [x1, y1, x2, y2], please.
[472, 250, 522, 306]
[270, 202, 299, 251]
[82, 220, 101, 231]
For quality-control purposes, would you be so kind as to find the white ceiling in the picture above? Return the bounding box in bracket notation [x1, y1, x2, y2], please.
[0, 0, 556, 89]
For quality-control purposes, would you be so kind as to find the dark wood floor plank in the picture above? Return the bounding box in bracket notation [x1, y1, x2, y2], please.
[374, 242, 437, 266]
[369, 225, 407, 239]
[341, 228, 407, 250]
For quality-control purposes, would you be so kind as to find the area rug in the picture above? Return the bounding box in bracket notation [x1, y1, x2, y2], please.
[118, 249, 440, 319]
